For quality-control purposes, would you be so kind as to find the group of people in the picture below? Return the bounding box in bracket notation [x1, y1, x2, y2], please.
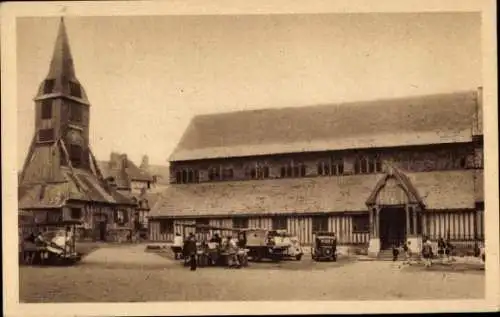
[172, 232, 247, 271]
[392, 236, 456, 268]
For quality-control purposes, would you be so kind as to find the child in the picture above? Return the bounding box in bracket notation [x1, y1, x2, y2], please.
[392, 244, 399, 262]
[402, 240, 412, 265]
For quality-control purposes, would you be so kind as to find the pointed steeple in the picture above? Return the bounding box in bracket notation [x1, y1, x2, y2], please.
[35, 17, 88, 102]
[47, 17, 76, 81]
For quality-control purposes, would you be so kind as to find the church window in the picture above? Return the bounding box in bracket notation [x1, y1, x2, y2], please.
[352, 214, 369, 233]
[375, 156, 383, 172]
[280, 166, 286, 178]
[232, 217, 249, 229]
[208, 166, 221, 181]
[317, 162, 324, 175]
[355, 156, 381, 174]
[331, 158, 344, 176]
[175, 168, 199, 184]
[312, 216, 329, 233]
[360, 158, 369, 173]
[38, 128, 54, 142]
[69, 105, 82, 122]
[43, 79, 55, 94]
[272, 216, 287, 230]
[69, 81, 82, 98]
[69, 144, 83, 168]
[282, 161, 305, 178]
[41, 100, 52, 119]
[249, 163, 270, 180]
[263, 166, 270, 178]
[222, 167, 234, 180]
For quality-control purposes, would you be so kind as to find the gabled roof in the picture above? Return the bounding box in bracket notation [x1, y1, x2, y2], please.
[97, 155, 153, 186]
[150, 170, 479, 218]
[170, 90, 480, 162]
[144, 164, 170, 185]
[366, 163, 424, 206]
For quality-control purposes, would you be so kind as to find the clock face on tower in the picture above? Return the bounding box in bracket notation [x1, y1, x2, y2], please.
[65, 128, 84, 146]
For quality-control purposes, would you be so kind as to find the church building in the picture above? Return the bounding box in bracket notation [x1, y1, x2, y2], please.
[149, 88, 484, 256]
[18, 18, 136, 242]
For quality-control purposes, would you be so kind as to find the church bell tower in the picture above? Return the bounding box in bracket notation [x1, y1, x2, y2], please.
[20, 18, 96, 184]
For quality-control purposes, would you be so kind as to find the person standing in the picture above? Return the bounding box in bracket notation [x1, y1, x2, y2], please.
[422, 237, 433, 268]
[437, 236, 445, 262]
[332, 233, 338, 262]
[186, 233, 197, 271]
[403, 240, 412, 265]
[444, 239, 453, 263]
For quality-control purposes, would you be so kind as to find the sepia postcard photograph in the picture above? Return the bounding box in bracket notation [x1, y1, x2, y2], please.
[1, 0, 499, 316]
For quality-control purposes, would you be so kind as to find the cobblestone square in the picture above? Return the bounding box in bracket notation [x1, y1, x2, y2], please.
[19, 245, 484, 302]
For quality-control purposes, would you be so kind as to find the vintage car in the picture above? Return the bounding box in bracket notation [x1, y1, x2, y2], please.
[311, 231, 337, 262]
[19, 219, 83, 266]
[271, 230, 303, 261]
[241, 228, 292, 262]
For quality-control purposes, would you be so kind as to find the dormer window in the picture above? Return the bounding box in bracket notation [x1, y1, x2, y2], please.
[69, 81, 82, 98]
[331, 159, 344, 176]
[43, 79, 55, 94]
[41, 100, 52, 119]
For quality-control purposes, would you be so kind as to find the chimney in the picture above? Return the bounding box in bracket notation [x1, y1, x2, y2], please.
[110, 152, 120, 169]
[141, 155, 149, 170]
[120, 154, 128, 170]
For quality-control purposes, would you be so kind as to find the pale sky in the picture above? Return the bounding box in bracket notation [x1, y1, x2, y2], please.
[16, 13, 481, 170]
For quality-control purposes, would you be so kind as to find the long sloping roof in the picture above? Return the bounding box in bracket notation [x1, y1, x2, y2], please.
[150, 170, 478, 218]
[18, 167, 135, 209]
[170, 90, 479, 162]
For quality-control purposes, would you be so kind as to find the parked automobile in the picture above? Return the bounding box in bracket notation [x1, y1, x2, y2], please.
[19, 219, 83, 266]
[311, 231, 337, 262]
[242, 228, 291, 262]
[271, 230, 303, 261]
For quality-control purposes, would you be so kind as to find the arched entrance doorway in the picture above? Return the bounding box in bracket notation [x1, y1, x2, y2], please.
[366, 165, 424, 255]
[378, 205, 407, 249]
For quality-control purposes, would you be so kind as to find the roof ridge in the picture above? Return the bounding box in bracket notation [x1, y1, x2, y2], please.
[192, 89, 477, 119]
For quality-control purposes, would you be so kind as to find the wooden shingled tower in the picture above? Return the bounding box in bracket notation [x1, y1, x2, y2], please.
[18, 18, 135, 240]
